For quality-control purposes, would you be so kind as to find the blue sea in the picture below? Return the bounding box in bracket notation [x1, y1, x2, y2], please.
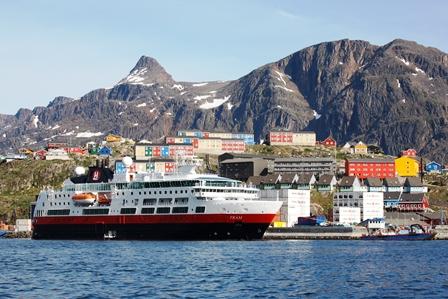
[0, 239, 447, 298]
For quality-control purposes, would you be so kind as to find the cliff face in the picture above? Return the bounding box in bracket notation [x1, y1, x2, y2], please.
[1, 39, 447, 160]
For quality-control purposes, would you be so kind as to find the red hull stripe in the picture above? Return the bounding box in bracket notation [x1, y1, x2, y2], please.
[34, 214, 276, 225]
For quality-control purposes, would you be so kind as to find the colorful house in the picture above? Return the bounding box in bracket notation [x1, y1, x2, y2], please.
[364, 178, 385, 192]
[319, 135, 337, 148]
[425, 161, 442, 173]
[105, 134, 123, 143]
[401, 148, 417, 157]
[395, 156, 419, 177]
[353, 142, 368, 154]
[383, 192, 401, 210]
[337, 176, 363, 192]
[98, 146, 112, 157]
[315, 174, 337, 192]
[267, 130, 316, 146]
[403, 177, 428, 193]
[398, 193, 429, 212]
[345, 158, 395, 179]
[383, 177, 403, 193]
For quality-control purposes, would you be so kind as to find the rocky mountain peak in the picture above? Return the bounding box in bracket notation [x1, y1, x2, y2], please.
[118, 56, 174, 86]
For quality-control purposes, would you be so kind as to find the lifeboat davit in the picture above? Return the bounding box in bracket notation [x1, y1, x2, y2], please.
[72, 192, 96, 205]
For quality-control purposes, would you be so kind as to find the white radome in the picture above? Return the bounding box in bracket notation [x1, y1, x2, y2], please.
[74, 166, 85, 176]
[122, 156, 133, 167]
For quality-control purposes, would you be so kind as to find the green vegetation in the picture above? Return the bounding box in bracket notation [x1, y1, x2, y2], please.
[0, 156, 97, 223]
[310, 190, 334, 219]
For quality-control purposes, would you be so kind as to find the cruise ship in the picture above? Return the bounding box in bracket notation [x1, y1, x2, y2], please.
[32, 158, 282, 240]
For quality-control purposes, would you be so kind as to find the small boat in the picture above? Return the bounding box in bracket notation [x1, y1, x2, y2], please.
[97, 193, 111, 205]
[72, 192, 96, 205]
[361, 224, 435, 241]
[104, 230, 117, 240]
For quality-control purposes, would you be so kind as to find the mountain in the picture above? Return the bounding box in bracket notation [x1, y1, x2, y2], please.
[1, 39, 447, 161]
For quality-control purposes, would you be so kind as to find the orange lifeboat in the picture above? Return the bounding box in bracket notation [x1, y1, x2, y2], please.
[72, 192, 96, 205]
[97, 193, 111, 205]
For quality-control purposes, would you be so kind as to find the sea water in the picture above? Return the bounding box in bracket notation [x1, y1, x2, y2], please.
[0, 239, 447, 298]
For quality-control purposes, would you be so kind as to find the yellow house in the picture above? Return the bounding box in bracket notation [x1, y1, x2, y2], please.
[354, 141, 368, 154]
[395, 156, 419, 177]
[106, 134, 122, 143]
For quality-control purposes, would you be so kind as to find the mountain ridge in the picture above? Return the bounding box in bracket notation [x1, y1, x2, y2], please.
[1, 38, 447, 161]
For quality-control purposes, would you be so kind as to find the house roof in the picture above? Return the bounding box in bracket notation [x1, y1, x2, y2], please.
[346, 158, 395, 163]
[316, 174, 335, 185]
[279, 173, 297, 184]
[338, 176, 357, 187]
[220, 158, 264, 164]
[365, 177, 383, 187]
[400, 193, 425, 203]
[383, 192, 401, 200]
[297, 173, 315, 184]
[404, 177, 424, 187]
[275, 157, 335, 162]
[383, 177, 401, 187]
[219, 152, 276, 160]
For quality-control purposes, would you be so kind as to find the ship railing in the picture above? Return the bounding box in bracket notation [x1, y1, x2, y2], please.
[63, 183, 112, 192]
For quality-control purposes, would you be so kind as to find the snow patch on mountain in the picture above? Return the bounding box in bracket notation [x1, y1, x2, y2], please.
[274, 85, 295, 93]
[199, 95, 231, 109]
[396, 56, 410, 66]
[313, 110, 321, 120]
[32, 115, 39, 128]
[172, 84, 184, 91]
[193, 95, 211, 101]
[136, 103, 147, 108]
[192, 82, 208, 87]
[76, 131, 103, 138]
[415, 67, 425, 74]
[396, 79, 401, 88]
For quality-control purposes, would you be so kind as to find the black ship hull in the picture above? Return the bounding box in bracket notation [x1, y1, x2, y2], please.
[32, 222, 270, 240]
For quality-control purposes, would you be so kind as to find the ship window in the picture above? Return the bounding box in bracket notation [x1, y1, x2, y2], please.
[47, 209, 70, 216]
[120, 208, 136, 214]
[172, 207, 188, 214]
[139, 192, 141, 195]
[159, 191, 162, 194]
[135, 199, 139, 206]
[156, 207, 171, 214]
[122, 199, 125, 205]
[195, 206, 205, 213]
[131, 192, 133, 195]
[143, 198, 157, 205]
[175, 190, 178, 194]
[159, 198, 172, 205]
[141, 207, 155, 214]
[174, 198, 189, 204]
[83, 208, 109, 215]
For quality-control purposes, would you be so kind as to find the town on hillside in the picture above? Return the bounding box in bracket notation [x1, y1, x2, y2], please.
[1, 129, 447, 232]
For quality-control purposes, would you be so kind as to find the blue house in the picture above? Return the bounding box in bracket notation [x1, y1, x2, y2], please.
[98, 146, 112, 157]
[425, 161, 442, 173]
[384, 192, 401, 210]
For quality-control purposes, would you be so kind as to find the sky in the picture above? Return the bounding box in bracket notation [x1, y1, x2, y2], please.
[0, 0, 447, 114]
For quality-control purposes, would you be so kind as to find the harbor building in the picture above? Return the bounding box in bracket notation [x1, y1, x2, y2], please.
[219, 158, 270, 181]
[274, 157, 337, 176]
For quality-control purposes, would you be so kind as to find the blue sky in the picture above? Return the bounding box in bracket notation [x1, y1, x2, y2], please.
[0, 0, 447, 114]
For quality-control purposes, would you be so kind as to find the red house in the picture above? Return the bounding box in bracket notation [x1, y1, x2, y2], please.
[401, 148, 417, 157]
[319, 136, 337, 148]
[34, 149, 47, 160]
[345, 158, 396, 179]
[398, 193, 429, 212]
